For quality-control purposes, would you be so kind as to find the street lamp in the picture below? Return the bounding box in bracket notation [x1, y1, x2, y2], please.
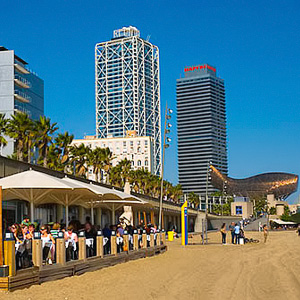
[205, 161, 212, 214]
[159, 103, 172, 230]
[222, 180, 227, 216]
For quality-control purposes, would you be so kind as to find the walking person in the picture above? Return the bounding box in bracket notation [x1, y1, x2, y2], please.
[229, 222, 235, 244]
[263, 224, 268, 243]
[220, 223, 227, 244]
[234, 223, 240, 244]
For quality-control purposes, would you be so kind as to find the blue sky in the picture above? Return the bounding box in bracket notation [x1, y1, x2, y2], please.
[1, 1, 300, 203]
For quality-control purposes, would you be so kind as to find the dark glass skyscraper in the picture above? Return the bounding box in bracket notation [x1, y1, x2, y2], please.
[176, 64, 227, 196]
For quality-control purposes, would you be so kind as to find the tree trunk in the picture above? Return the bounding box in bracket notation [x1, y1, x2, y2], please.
[43, 147, 47, 168]
[27, 140, 31, 163]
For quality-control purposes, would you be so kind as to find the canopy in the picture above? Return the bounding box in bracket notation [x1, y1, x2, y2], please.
[270, 219, 297, 225]
[62, 177, 145, 203]
[0, 169, 148, 224]
[0, 169, 96, 221]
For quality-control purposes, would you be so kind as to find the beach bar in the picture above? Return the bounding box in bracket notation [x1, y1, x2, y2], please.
[0, 156, 201, 291]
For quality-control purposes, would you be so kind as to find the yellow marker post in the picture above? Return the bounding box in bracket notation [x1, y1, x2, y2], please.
[181, 201, 188, 245]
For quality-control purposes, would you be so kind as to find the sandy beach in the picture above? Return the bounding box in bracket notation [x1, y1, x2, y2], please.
[0, 230, 299, 300]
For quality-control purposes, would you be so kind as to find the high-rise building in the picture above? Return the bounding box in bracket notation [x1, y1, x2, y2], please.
[176, 64, 227, 196]
[95, 26, 161, 175]
[0, 46, 44, 156]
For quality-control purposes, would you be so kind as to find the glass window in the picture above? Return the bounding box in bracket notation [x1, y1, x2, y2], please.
[236, 206, 243, 215]
[145, 160, 148, 166]
[137, 160, 141, 166]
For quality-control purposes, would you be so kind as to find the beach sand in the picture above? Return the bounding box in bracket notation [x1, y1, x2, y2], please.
[1, 231, 299, 300]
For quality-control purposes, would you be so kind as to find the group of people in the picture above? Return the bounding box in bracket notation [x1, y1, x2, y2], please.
[8, 216, 161, 270]
[220, 222, 269, 244]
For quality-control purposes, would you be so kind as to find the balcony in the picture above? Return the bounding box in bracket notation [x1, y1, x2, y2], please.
[14, 63, 30, 74]
[14, 75, 30, 89]
[14, 90, 31, 103]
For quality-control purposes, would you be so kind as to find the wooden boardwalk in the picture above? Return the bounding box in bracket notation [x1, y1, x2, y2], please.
[0, 245, 167, 291]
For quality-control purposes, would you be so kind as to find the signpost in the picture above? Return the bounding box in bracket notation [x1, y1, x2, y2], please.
[181, 201, 188, 246]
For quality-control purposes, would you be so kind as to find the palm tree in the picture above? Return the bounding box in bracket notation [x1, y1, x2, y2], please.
[117, 158, 132, 187]
[188, 192, 200, 207]
[89, 147, 103, 182]
[69, 143, 91, 177]
[6, 112, 32, 161]
[101, 147, 114, 184]
[169, 184, 183, 203]
[35, 116, 58, 167]
[54, 131, 74, 172]
[23, 118, 36, 163]
[0, 113, 8, 155]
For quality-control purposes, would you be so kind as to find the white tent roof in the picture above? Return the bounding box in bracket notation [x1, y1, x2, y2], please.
[270, 219, 297, 225]
[62, 176, 146, 205]
[0, 169, 80, 190]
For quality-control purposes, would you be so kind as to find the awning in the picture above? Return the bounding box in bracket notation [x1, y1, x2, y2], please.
[270, 219, 297, 225]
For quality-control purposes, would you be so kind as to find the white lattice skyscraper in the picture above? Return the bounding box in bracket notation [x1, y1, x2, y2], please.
[95, 26, 161, 175]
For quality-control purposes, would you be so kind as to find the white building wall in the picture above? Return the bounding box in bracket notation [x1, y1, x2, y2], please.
[72, 136, 155, 178]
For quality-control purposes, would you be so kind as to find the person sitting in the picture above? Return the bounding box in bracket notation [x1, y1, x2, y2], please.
[64, 226, 78, 261]
[40, 225, 55, 265]
[84, 222, 96, 257]
[116, 231, 124, 253]
[50, 223, 61, 239]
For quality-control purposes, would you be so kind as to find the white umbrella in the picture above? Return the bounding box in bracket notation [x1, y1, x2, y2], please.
[62, 176, 148, 224]
[0, 169, 96, 223]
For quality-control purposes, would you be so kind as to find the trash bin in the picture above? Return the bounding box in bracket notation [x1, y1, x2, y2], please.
[167, 231, 174, 241]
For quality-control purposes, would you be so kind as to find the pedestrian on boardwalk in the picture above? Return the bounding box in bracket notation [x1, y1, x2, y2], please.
[263, 224, 268, 243]
[229, 222, 235, 244]
[220, 223, 227, 244]
[234, 223, 240, 244]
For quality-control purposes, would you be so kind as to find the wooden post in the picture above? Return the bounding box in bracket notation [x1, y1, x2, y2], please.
[32, 238, 43, 267]
[142, 230, 147, 248]
[156, 230, 161, 246]
[133, 230, 138, 250]
[150, 211, 154, 225]
[161, 211, 164, 230]
[123, 231, 129, 252]
[4, 239, 15, 276]
[161, 230, 166, 245]
[78, 235, 86, 261]
[150, 231, 154, 247]
[111, 231, 116, 255]
[56, 234, 66, 265]
[143, 211, 147, 224]
[138, 211, 141, 225]
[96, 235, 103, 258]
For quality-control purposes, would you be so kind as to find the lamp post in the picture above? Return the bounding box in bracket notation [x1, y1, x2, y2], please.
[159, 102, 172, 230]
[205, 161, 212, 214]
[222, 180, 227, 216]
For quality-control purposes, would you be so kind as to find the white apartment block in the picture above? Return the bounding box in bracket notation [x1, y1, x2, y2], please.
[72, 132, 155, 180]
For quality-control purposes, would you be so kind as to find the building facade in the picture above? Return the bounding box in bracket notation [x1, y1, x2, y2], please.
[0, 46, 44, 156]
[177, 64, 228, 196]
[72, 131, 155, 180]
[95, 26, 161, 175]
